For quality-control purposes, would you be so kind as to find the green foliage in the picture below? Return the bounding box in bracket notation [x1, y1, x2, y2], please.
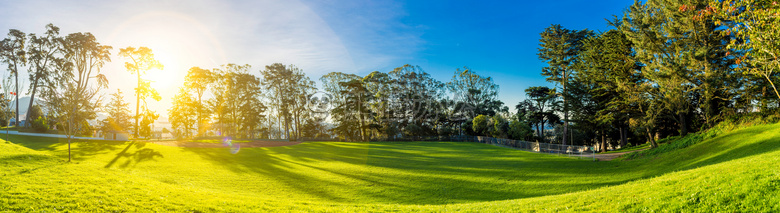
[508, 120, 533, 140]
[138, 109, 158, 138]
[403, 123, 424, 137]
[713, 0, 780, 100]
[490, 115, 508, 138]
[29, 116, 49, 133]
[447, 67, 501, 116]
[26, 105, 44, 127]
[259, 63, 315, 140]
[78, 120, 93, 137]
[472, 114, 489, 136]
[102, 89, 132, 132]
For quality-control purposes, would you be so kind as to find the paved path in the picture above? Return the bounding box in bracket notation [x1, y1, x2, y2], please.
[1, 130, 105, 140]
[595, 148, 649, 161]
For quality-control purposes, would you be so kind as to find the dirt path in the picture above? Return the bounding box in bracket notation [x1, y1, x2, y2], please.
[595, 148, 648, 161]
[148, 140, 302, 148]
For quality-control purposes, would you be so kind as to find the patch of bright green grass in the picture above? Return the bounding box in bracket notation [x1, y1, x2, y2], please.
[601, 136, 677, 154]
[2, 123, 780, 212]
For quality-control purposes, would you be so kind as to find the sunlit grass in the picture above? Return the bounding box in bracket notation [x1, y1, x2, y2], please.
[1, 123, 780, 212]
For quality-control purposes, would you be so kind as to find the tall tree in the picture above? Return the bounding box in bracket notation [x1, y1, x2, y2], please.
[169, 88, 197, 138]
[321, 72, 362, 140]
[620, 0, 736, 135]
[363, 71, 393, 138]
[118, 46, 162, 138]
[576, 29, 641, 147]
[42, 32, 111, 162]
[525, 86, 559, 141]
[388, 65, 445, 134]
[259, 63, 314, 140]
[538, 24, 592, 145]
[184, 67, 213, 136]
[26, 24, 65, 125]
[0, 29, 26, 127]
[210, 64, 252, 137]
[447, 67, 501, 117]
[620, 0, 691, 136]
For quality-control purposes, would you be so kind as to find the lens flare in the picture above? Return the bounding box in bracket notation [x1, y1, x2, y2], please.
[230, 143, 240, 154]
[222, 137, 239, 154]
[222, 137, 233, 147]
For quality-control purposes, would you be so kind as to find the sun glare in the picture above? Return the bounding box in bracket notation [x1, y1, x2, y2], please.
[144, 47, 179, 88]
[106, 11, 228, 111]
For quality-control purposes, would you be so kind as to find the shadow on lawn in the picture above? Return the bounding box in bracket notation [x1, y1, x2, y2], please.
[104, 142, 164, 169]
[3, 134, 128, 160]
[177, 129, 780, 205]
[178, 141, 630, 204]
[179, 145, 351, 202]
[673, 127, 780, 170]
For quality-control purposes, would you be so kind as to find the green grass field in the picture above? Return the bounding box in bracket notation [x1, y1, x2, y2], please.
[1, 123, 780, 212]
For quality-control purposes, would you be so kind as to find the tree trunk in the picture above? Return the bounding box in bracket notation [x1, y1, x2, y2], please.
[563, 70, 568, 146]
[764, 73, 780, 101]
[197, 95, 202, 137]
[68, 106, 74, 162]
[540, 120, 546, 142]
[536, 123, 541, 142]
[26, 78, 40, 126]
[679, 113, 687, 136]
[600, 130, 606, 153]
[14, 70, 18, 127]
[135, 72, 140, 138]
[646, 127, 657, 148]
[619, 122, 627, 147]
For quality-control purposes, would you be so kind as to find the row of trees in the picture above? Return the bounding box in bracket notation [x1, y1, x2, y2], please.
[525, 0, 780, 150]
[0, 24, 172, 161]
[169, 63, 321, 140]
[166, 63, 532, 141]
[5, 0, 777, 152]
[0, 24, 114, 161]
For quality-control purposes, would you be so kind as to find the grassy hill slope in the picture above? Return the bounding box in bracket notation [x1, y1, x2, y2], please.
[1, 123, 779, 212]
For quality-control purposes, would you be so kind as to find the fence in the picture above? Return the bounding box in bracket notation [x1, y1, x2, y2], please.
[301, 135, 596, 160]
[451, 135, 595, 160]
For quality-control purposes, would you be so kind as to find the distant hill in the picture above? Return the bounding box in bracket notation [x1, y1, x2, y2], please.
[8, 96, 45, 121]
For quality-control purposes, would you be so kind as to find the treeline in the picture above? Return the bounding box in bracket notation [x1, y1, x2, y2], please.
[4, 0, 778, 149]
[0, 24, 111, 139]
[0, 24, 172, 144]
[527, 0, 780, 150]
[166, 64, 531, 141]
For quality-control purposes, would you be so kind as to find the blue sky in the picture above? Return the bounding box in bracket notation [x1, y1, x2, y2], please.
[0, 0, 633, 114]
[304, 0, 634, 107]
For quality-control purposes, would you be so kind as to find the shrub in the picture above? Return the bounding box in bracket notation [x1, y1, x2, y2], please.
[30, 116, 49, 133]
[472, 115, 489, 136]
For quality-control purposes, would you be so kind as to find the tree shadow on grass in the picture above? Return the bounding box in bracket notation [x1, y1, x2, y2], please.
[179, 146, 349, 202]
[177, 141, 635, 204]
[104, 142, 164, 169]
[0, 153, 64, 175]
[672, 127, 780, 170]
[3, 133, 130, 161]
[1, 133, 63, 151]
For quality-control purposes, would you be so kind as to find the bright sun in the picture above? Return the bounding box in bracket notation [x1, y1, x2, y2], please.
[106, 11, 228, 114]
[144, 47, 179, 88]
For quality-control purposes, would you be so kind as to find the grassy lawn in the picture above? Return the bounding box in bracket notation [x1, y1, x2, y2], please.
[140, 138, 289, 143]
[1, 123, 779, 212]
